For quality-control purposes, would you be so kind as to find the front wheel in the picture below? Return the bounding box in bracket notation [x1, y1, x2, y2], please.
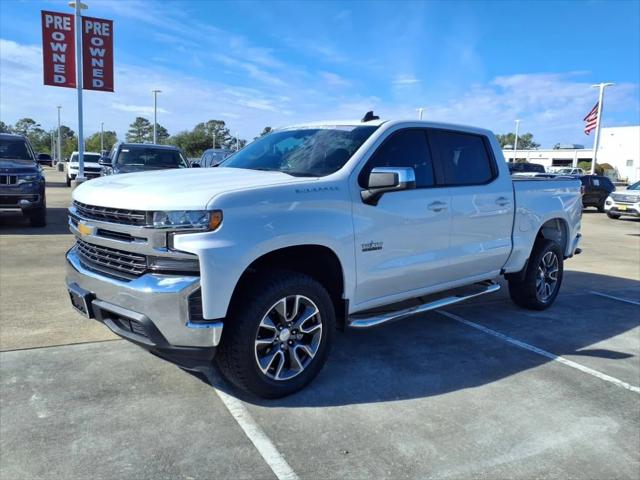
[607, 212, 621, 219]
[508, 239, 564, 310]
[216, 270, 335, 398]
[66, 175, 71, 187]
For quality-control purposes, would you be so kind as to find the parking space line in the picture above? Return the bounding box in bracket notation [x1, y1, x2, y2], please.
[438, 310, 640, 394]
[591, 291, 640, 306]
[214, 386, 300, 480]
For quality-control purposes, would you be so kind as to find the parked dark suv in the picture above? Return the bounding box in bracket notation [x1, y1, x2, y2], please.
[0, 133, 46, 226]
[579, 175, 615, 212]
[99, 143, 190, 175]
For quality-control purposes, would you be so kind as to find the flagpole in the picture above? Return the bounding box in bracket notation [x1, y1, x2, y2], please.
[590, 82, 614, 175]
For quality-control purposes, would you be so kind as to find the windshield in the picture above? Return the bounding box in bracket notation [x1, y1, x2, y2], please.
[116, 146, 188, 168]
[0, 138, 33, 160]
[628, 181, 640, 190]
[221, 126, 378, 176]
[70, 153, 101, 163]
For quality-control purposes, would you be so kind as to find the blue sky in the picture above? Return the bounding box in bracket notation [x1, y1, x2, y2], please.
[1, 0, 639, 146]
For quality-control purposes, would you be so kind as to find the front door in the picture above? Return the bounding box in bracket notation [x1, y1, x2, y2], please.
[352, 128, 452, 310]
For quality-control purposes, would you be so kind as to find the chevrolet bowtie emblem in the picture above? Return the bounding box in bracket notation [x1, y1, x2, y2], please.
[77, 222, 93, 237]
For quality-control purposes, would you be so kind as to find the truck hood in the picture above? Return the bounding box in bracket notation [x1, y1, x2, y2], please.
[72, 167, 314, 210]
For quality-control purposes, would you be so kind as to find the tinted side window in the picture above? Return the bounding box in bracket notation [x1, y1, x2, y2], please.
[359, 129, 434, 188]
[431, 130, 494, 185]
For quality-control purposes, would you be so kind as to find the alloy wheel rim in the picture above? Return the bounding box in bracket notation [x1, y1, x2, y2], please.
[254, 295, 323, 381]
[536, 251, 559, 302]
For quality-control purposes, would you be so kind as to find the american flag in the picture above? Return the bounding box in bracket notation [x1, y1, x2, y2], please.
[583, 102, 599, 135]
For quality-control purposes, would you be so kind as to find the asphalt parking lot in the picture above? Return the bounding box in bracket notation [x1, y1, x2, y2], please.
[1, 168, 639, 480]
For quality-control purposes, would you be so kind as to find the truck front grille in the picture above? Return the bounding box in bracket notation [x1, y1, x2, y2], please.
[0, 175, 18, 185]
[73, 200, 151, 226]
[76, 238, 147, 279]
[611, 193, 638, 204]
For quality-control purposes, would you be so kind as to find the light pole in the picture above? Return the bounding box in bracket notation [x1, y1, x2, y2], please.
[590, 82, 614, 175]
[100, 122, 104, 152]
[57, 105, 62, 164]
[152, 89, 161, 144]
[416, 107, 426, 120]
[513, 119, 520, 163]
[69, 1, 87, 183]
[212, 131, 216, 149]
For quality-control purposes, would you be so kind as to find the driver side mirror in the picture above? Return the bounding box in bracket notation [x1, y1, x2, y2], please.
[361, 167, 416, 205]
[98, 155, 112, 166]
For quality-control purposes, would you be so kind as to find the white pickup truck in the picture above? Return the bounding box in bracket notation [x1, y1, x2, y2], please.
[66, 117, 582, 398]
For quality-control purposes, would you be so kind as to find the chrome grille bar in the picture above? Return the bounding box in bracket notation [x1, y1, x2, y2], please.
[76, 238, 147, 277]
[73, 200, 151, 226]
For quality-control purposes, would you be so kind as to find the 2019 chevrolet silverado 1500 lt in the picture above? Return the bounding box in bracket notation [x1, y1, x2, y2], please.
[65, 117, 582, 398]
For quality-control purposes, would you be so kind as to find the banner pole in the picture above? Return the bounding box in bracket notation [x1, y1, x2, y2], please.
[589, 82, 614, 175]
[71, 1, 86, 183]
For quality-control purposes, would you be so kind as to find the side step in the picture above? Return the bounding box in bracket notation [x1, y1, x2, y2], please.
[348, 281, 500, 329]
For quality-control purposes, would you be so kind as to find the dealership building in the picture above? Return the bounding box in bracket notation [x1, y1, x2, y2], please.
[502, 125, 640, 183]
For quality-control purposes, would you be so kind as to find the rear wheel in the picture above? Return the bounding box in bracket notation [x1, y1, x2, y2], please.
[607, 212, 621, 219]
[597, 198, 606, 213]
[66, 175, 71, 187]
[216, 270, 335, 398]
[508, 239, 563, 310]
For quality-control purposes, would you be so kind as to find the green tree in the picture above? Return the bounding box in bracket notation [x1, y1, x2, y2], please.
[56, 125, 78, 160]
[11, 118, 50, 153]
[260, 126, 272, 137]
[85, 130, 118, 153]
[154, 123, 170, 144]
[168, 119, 238, 157]
[126, 117, 152, 143]
[496, 132, 540, 150]
[0, 121, 10, 133]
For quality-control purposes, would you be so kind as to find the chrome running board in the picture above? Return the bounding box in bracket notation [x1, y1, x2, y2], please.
[348, 282, 500, 329]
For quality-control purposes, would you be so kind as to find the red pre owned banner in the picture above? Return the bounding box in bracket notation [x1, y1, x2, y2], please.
[41, 11, 76, 88]
[82, 16, 114, 92]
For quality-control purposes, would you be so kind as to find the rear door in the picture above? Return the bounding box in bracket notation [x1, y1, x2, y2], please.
[428, 129, 514, 281]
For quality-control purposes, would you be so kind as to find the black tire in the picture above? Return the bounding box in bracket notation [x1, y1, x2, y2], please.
[28, 206, 47, 227]
[607, 212, 621, 219]
[216, 270, 335, 398]
[597, 198, 606, 213]
[66, 175, 71, 187]
[508, 239, 564, 310]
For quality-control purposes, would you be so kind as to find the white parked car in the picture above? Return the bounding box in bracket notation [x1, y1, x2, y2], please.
[65, 116, 583, 398]
[554, 167, 585, 176]
[66, 151, 103, 186]
[605, 180, 640, 219]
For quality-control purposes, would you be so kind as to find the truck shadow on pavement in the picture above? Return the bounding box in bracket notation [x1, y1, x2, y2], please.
[204, 271, 640, 407]
[0, 207, 70, 235]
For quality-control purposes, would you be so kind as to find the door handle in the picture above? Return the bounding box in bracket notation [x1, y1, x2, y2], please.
[495, 196, 510, 206]
[428, 201, 448, 212]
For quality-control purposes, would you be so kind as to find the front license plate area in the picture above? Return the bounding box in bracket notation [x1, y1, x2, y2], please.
[68, 283, 95, 318]
[618, 205, 627, 211]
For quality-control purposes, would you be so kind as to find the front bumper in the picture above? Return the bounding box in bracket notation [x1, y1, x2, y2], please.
[604, 200, 640, 217]
[66, 248, 223, 369]
[0, 182, 45, 211]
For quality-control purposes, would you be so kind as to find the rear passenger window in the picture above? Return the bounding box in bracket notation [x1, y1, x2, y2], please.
[360, 129, 434, 188]
[430, 130, 495, 185]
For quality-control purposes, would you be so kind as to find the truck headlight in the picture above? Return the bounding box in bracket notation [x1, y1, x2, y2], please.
[20, 174, 42, 182]
[152, 210, 223, 230]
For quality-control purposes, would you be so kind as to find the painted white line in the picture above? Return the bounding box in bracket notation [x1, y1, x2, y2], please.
[214, 386, 300, 480]
[439, 310, 640, 395]
[591, 291, 640, 307]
